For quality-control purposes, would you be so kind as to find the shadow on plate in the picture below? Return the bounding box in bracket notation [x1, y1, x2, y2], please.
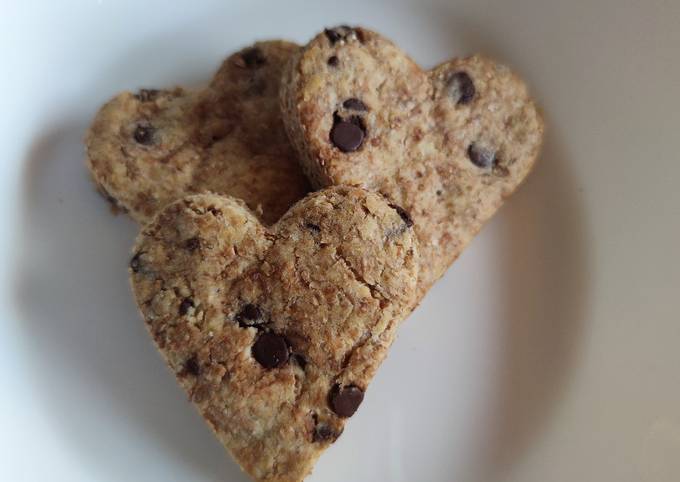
[408, 7, 591, 479]
[484, 126, 589, 480]
[12, 44, 249, 482]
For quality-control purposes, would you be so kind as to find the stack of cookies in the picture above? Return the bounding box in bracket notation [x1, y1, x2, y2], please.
[85, 26, 543, 482]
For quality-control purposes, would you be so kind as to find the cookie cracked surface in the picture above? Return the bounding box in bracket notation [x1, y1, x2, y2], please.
[130, 187, 418, 481]
[86, 40, 310, 225]
[281, 27, 544, 297]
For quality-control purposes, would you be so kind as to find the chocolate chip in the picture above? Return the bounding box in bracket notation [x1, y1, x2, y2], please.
[179, 298, 194, 316]
[313, 423, 341, 443]
[304, 222, 321, 233]
[129, 252, 143, 273]
[292, 354, 308, 370]
[342, 98, 367, 111]
[252, 332, 289, 369]
[330, 114, 365, 153]
[184, 237, 200, 251]
[331, 121, 364, 152]
[327, 55, 339, 67]
[133, 124, 155, 145]
[311, 413, 341, 442]
[467, 143, 496, 168]
[447, 71, 475, 105]
[324, 28, 344, 44]
[313, 424, 333, 442]
[329, 384, 364, 418]
[389, 203, 414, 228]
[183, 355, 200, 376]
[324, 25, 354, 45]
[236, 303, 263, 328]
[240, 47, 266, 68]
[135, 89, 160, 102]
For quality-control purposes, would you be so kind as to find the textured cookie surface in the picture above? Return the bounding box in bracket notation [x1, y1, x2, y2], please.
[130, 187, 418, 482]
[282, 27, 544, 296]
[86, 40, 309, 225]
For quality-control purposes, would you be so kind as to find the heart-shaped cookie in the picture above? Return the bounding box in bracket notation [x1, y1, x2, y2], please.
[130, 187, 418, 481]
[86, 40, 309, 225]
[281, 27, 544, 296]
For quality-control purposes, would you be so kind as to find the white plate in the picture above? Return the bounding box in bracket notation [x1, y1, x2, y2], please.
[3, 1, 679, 481]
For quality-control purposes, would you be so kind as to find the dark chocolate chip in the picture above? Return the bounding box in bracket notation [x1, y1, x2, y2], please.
[184, 237, 200, 251]
[184, 355, 200, 376]
[342, 98, 367, 111]
[447, 71, 476, 105]
[330, 114, 365, 153]
[389, 203, 414, 228]
[324, 28, 342, 44]
[436, 189, 443, 196]
[311, 413, 341, 442]
[236, 303, 263, 328]
[313, 424, 334, 442]
[292, 354, 308, 370]
[324, 26, 354, 45]
[304, 222, 321, 233]
[329, 384, 364, 418]
[467, 143, 496, 168]
[133, 124, 155, 145]
[179, 298, 194, 316]
[135, 89, 160, 102]
[240, 47, 266, 68]
[327, 55, 339, 67]
[354, 28, 366, 44]
[252, 332, 289, 369]
[313, 424, 340, 443]
[129, 252, 143, 273]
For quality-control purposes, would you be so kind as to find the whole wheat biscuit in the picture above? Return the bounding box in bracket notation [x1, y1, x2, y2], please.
[281, 26, 544, 297]
[130, 187, 418, 482]
[86, 40, 309, 225]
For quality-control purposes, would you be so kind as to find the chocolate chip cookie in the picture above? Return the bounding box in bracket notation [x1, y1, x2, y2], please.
[281, 26, 544, 297]
[86, 41, 310, 225]
[130, 187, 419, 481]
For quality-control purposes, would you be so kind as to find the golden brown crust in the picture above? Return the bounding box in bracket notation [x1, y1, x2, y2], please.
[281, 27, 544, 297]
[86, 41, 310, 225]
[130, 187, 419, 481]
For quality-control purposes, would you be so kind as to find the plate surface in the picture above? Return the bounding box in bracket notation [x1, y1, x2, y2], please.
[2, 1, 679, 481]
